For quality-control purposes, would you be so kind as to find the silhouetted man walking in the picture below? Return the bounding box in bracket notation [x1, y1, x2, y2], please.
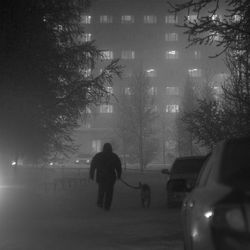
[89, 143, 122, 210]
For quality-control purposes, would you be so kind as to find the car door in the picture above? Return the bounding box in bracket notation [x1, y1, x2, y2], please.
[182, 143, 229, 250]
[182, 156, 213, 249]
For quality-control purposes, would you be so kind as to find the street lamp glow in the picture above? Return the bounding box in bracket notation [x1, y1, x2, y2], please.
[168, 50, 176, 55]
[146, 69, 155, 73]
[11, 161, 17, 166]
[189, 68, 198, 72]
[204, 210, 214, 219]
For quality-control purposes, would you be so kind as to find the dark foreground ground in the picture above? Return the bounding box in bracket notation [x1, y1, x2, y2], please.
[0, 168, 183, 250]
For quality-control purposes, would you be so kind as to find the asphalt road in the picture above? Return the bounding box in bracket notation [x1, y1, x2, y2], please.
[0, 169, 183, 250]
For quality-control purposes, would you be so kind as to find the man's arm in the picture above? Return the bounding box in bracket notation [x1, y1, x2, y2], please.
[115, 155, 122, 179]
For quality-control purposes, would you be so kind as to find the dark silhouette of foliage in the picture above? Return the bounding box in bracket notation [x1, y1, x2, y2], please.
[169, 0, 250, 56]
[169, 0, 250, 148]
[0, 0, 122, 165]
[182, 52, 250, 148]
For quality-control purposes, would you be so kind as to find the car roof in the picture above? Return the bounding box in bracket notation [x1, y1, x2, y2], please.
[173, 156, 207, 162]
[170, 155, 208, 175]
[226, 136, 250, 144]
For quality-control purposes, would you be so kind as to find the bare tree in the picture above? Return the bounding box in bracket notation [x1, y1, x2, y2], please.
[169, 0, 250, 56]
[181, 52, 250, 148]
[115, 71, 158, 171]
[169, 0, 250, 148]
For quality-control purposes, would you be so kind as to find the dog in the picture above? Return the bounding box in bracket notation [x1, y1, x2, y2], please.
[139, 182, 151, 208]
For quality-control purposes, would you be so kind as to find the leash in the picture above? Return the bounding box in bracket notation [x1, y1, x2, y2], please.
[120, 178, 141, 190]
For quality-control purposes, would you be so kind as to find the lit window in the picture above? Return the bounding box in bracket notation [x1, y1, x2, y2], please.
[210, 32, 221, 42]
[232, 14, 241, 22]
[100, 104, 113, 113]
[106, 86, 113, 94]
[100, 15, 113, 24]
[165, 140, 177, 149]
[145, 68, 157, 77]
[166, 50, 179, 59]
[81, 15, 92, 24]
[124, 70, 133, 78]
[151, 105, 158, 112]
[83, 51, 91, 58]
[82, 122, 91, 129]
[165, 32, 178, 41]
[144, 15, 157, 24]
[194, 50, 201, 59]
[188, 68, 202, 77]
[213, 86, 223, 95]
[85, 107, 92, 114]
[166, 87, 179, 95]
[165, 15, 178, 24]
[121, 15, 135, 24]
[81, 33, 92, 42]
[101, 50, 114, 60]
[148, 87, 157, 95]
[211, 14, 222, 21]
[166, 104, 179, 113]
[187, 15, 198, 22]
[81, 68, 91, 77]
[124, 87, 131, 95]
[54, 24, 63, 32]
[92, 140, 101, 153]
[121, 50, 135, 60]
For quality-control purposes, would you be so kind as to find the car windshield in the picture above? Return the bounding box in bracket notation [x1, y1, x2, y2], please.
[171, 158, 205, 175]
[222, 140, 250, 189]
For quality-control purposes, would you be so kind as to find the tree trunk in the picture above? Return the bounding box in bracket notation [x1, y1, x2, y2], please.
[139, 126, 144, 172]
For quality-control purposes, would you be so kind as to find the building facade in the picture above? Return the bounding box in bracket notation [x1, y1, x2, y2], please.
[72, 0, 226, 165]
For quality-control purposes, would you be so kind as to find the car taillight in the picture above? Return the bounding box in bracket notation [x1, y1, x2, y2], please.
[225, 208, 247, 232]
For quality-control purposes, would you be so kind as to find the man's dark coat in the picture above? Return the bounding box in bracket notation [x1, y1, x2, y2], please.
[89, 145, 122, 184]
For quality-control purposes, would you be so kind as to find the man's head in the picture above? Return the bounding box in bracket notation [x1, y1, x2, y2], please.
[102, 143, 112, 153]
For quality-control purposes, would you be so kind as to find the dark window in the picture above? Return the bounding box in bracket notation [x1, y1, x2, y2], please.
[171, 158, 205, 175]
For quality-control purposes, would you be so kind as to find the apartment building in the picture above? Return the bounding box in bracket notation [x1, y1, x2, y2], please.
[73, 0, 226, 163]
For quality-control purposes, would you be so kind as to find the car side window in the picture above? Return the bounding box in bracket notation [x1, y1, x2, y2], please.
[196, 143, 223, 187]
[196, 161, 211, 187]
[196, 155, 213, 187]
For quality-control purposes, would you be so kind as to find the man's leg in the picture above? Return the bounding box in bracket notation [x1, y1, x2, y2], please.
[97, 183, 105, 208]
[104, 183, 114, 210]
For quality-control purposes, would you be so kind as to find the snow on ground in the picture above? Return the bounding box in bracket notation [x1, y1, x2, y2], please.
[0, 168, 183, 250]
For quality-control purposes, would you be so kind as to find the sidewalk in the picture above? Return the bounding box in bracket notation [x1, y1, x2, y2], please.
[0, 170, 183, 250]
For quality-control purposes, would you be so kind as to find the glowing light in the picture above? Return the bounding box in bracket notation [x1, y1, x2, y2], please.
[49, 162, 54, 166]
[192, 228, 199, 238]
[168, 50, 176, 55]
[11, 161, 17, 166]
[189, 68, 198, 72]
[212, 14, 219, 20]
[233, 15, 241, 22]
[204, 210, 214, 219]
[75, 159, 80, 163]
[146, 69, 155, 73]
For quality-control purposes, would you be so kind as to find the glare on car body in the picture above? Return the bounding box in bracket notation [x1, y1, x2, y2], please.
[182, 137, 250, 250]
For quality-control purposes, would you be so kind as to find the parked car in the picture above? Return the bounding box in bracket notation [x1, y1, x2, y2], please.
[166, 156, 207, 207]
[182, 137, 250, 250]
[74, 153, 92, 167]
